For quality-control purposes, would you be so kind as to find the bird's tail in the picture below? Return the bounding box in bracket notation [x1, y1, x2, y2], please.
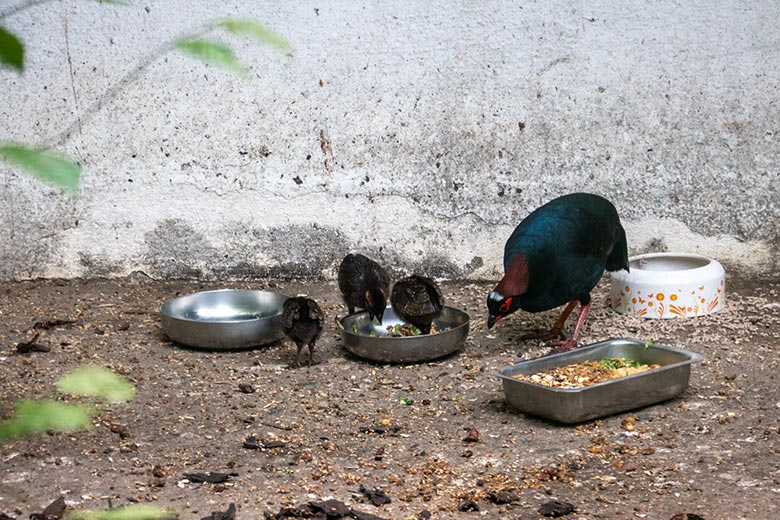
[606, 224, 630, 272]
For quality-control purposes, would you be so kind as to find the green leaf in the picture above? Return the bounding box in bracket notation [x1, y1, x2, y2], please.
[400, 396, 414, 406]
[0, 144, 80, 193]
[0, 400, 94, 440]
[174, 38, 248, 75]
[218, 19, 292, 54]
[598, 357, 639, 370]
[0, 25, 24, 71]
[57, 366, 136, 403]
[67, 505, 178, 520]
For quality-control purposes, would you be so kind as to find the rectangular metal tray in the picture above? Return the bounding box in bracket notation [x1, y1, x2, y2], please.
[495, 338, 703, 424]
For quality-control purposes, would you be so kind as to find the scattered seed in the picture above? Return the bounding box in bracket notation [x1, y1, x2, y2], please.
[463, 427, 480, 443]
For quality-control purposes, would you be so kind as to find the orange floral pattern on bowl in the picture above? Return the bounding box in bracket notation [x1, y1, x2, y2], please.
[612, 278, 724, 318]
[610, 254, 726, 319]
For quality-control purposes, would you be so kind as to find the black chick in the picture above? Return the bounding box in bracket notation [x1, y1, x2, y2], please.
[282, 296, 325, 367]
[390, 275, 444, 335]
[338, 253, 391, 324]
[486, 192, 629, 352]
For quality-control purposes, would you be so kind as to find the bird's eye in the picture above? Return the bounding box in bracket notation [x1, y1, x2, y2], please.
[499, 297, 512, 313]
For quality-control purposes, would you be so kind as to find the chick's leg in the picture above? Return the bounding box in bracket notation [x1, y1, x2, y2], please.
[307, 341, 316, 367]
[291, 341, 303, 368]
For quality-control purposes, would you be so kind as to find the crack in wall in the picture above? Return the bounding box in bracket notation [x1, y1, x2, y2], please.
[536, 55, 572, 76]
[319, 127, 334, 174]
[0, 0, 47, 20]
[62, 9, 82, 148]
[238, 187, 502, 226]
[48, 22, 224, 148]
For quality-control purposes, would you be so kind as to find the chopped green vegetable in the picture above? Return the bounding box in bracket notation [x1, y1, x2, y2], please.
[598, 357, 640, 370]
[347, 321, 422, 337]
[400, 396, 414, 406]
[387, 323, 422, 337]
[643, 339, 655, 350]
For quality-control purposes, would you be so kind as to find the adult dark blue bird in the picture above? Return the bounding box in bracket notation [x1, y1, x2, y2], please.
[486, 193, 629, 352]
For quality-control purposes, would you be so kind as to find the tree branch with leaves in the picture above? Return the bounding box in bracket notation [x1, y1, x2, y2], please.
[0, 1, 291, 194]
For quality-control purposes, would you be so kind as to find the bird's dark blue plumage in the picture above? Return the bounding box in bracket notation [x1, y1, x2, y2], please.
[487, 193, 629, 351]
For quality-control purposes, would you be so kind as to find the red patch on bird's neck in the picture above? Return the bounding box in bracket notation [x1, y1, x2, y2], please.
[495, 254, 529, 297]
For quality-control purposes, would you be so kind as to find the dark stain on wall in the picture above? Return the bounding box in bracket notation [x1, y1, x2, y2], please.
[138, 219, 492, 282]
[78, 252, 122, 278]
[143, 219, 210, 279]
[252, 223, 347, 279]
[0, 187, 78, 281]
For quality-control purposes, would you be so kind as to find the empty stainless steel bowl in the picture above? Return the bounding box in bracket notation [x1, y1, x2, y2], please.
[160, 289, 288, 349]
[339, 305, 469, 363]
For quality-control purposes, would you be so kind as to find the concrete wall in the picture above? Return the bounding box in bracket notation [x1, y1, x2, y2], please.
[1, 0, 778, 281]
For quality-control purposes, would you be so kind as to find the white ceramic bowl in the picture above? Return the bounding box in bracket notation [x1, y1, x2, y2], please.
[610, 253, 725, 319]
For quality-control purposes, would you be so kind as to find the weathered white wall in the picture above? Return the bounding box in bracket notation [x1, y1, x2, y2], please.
[1, 0, 778, 281]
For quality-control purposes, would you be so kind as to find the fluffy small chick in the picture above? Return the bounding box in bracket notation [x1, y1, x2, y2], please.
[282, 296, 324, 367]
[390, 275, 444, 335]
[338, 253, 391, 324]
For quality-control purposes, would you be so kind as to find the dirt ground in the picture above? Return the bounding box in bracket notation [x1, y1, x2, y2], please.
[1, 271, 778, 520]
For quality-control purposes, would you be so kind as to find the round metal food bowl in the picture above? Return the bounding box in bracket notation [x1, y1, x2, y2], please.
[160, 289, 289, 349]
[339, 305, 469, 363]
[610, 253, 725, 319]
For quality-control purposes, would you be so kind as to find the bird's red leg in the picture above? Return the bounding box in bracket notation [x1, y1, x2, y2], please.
[520, 300, 578, 342]
[549, 300, 592, 354]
